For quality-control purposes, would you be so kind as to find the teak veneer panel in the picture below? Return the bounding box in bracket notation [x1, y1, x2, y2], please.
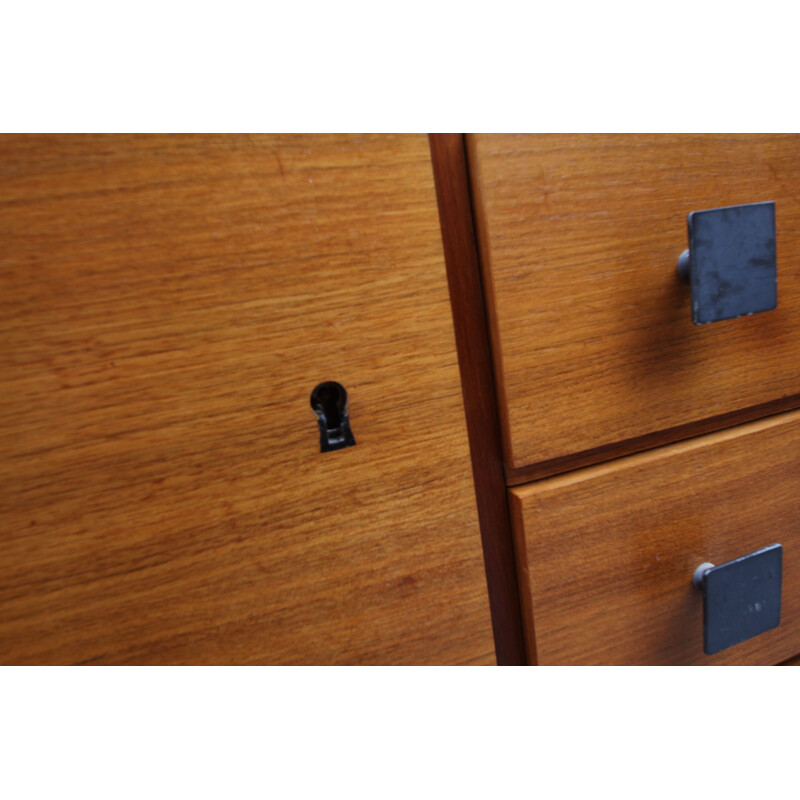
[510, 409, 800, 665]
[0, 134, 495, 665]
[468, 134, 800, 472]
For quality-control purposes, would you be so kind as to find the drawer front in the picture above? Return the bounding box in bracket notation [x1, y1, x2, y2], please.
[0, 134, 495, 665]
[510, 409, 800, 665]
[468, 134, 800, 473]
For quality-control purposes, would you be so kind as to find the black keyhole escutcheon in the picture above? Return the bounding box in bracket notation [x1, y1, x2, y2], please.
[310, 381, 356, 452]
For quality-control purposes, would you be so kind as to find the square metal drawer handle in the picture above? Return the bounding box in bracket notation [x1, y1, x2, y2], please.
[693, 543, 782, 656]
[677, 201, 777, 325]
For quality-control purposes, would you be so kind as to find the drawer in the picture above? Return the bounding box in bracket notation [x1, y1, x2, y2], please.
[509, 408, 800, 665]
[0, 134, 495, 664]
[468, 134, 800, 475]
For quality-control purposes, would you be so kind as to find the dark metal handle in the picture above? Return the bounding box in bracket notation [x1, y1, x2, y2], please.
[677, 201, 777, 325]
[693, 543, 782, 655]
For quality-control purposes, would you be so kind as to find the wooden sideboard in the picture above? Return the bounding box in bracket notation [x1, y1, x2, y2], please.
[2, 133, 798, 664]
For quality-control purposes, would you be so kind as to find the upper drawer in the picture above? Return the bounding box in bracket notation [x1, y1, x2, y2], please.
[468, 134, 800, 475]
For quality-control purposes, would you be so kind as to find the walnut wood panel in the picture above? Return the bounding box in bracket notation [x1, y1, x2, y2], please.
[468, 134, 800, 472]
[0, 134, 495, 665]
[510, 409, 800, 665]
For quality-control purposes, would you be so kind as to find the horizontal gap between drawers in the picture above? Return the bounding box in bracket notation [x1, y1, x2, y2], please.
[505, 392, 800, 486]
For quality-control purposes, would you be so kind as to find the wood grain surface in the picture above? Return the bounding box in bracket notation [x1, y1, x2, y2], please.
[429, 134, 527, 665]
[510, 408, 800, 665]
[0, 134, 495, 665]
[468, 134, 800, 472]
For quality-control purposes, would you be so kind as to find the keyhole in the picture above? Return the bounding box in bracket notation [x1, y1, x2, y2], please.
[310, 381, 356, 452]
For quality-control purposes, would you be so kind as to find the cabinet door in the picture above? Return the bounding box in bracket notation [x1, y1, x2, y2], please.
[469, 134, 800, 476]
[0, 134, 495, 665]
[510, 409, 800, 665]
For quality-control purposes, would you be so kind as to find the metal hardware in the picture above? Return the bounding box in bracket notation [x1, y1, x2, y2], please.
[677, 201, 777, 325]
[692, 562, 715, 589]
[310, 381, 356, 453]
[693, 543, 782, 656]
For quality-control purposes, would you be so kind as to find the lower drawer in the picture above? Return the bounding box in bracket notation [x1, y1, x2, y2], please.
[510, 409, 800, 665]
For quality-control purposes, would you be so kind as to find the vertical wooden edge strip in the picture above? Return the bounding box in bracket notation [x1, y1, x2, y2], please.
[507, 489, 539, 665]
[463, 134, 517, 471]
[428, 133, 528, 666]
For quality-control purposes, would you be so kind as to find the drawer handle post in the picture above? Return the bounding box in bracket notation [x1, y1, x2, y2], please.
[676, 201, 777, 325]
[693, 543, 782, 655]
